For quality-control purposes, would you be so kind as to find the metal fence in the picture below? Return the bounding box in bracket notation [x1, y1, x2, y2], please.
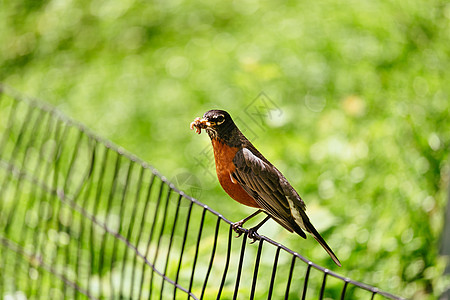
[0, 86, 404, 299]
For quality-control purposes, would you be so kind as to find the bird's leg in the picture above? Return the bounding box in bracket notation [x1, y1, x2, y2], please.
[232, 209, 263, 237]
[248, 215, 271, 243]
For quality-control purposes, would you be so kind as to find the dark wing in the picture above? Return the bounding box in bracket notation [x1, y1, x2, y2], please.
[232, 148, 307, 238]
[233, 148, 341, 267]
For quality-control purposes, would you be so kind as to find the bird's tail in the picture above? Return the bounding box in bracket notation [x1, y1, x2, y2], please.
[304, 219, 341, 267]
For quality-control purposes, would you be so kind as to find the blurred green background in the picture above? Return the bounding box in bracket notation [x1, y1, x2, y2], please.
[1, 0, 449, 298]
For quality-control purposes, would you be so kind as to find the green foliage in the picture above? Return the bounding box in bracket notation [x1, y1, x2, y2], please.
[1, 0, 449, 298]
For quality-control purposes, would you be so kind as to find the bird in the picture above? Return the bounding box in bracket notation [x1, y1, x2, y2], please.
[190, 109, 341, 267]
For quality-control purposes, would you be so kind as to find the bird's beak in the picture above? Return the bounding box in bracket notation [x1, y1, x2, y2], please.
[198, 118, 213, 127]
[202, 119, 215, 127]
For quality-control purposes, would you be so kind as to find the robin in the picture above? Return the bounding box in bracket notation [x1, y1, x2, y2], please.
[190, 109, 341, 267]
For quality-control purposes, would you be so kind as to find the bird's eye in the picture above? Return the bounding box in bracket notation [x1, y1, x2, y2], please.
[216, 115, 225, 125]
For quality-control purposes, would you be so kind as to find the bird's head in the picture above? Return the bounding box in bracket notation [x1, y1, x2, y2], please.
[190, 109, 238, 142]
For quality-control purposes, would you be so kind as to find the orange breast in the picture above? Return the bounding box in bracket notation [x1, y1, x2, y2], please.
[211, 139, 260, 208]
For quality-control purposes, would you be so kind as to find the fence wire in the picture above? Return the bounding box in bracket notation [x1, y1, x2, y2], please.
[0, 85, 405, 300]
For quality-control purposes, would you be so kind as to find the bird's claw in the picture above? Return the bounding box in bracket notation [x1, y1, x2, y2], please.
[232, 222, 261, 243]
[232, 222, 245, 238]
[231, 210, 267, 241]
[247, 228, 261, 244]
